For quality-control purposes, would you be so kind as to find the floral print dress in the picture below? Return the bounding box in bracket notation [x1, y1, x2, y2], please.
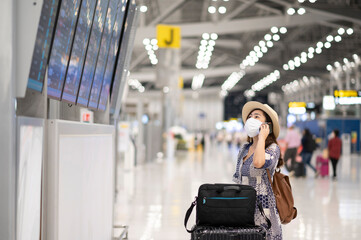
[233, 142, 282, 240]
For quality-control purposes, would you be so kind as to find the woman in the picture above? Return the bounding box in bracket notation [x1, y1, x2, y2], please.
[327, 129, 342, 180]
[233, 101, 283, 240]
[301, 128, 318, 177]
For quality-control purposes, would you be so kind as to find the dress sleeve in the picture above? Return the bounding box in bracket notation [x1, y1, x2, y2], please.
[260, 143, 280, 169]
[233, 143, 249, 182]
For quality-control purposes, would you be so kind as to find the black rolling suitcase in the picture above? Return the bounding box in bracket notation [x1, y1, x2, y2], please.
[191, 226, 266, 240]
[294, 162, 305, 177]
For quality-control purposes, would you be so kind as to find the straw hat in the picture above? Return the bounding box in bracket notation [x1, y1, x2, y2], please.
[242, 101, 280, 138]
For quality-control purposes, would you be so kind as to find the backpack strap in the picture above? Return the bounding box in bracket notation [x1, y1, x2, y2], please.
[184, 197, 197, 233]
[266, 169, 273, 183]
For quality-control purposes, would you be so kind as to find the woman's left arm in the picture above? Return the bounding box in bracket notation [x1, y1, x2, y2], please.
[253, 124, 269, 168]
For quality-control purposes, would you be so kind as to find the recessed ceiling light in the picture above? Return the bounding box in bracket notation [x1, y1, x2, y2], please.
[334, 35, 342, 42]
[337, 28, 345, 35]
[264, 34, 272, 41]
[316, 42, 323, 48]
[347, 28, 354, 35]
[218, 6, 227, 14]
[324, 42, 331, 48]
[211, 33, 218, 40]
[297, 8, 306, 15]
[202, 33, 210, 40]
[280, 27, 287, 34]
[287, 8, 296, 15]
[271, 27, 278, 33]
[140, 5, 148, 13]
[208, 6, 216, 14]
[273, 34, 280, 41]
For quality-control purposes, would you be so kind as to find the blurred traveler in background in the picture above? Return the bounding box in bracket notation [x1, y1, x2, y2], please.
[328, 129, 342, 180]
[301, 128, 318, 177]
[225, 132, 233, 149]
[216, 131, 224, 146]
[284, 125, 301, 175]
[233, 101, 283, 239]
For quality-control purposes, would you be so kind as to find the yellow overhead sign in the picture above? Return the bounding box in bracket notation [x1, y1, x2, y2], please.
[334, 90, 358, 98]
[288, 102, 306, 108]
[157, 24, 181, 48]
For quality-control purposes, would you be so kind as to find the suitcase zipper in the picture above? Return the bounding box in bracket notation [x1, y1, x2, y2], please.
[203, 197, 248, 204]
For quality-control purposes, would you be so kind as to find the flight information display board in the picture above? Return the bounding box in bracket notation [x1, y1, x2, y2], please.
[77, 0, 110, 107]
[47, 0, 81, 99]
[27, 0, 60, 92]
[88, 0, 120, 109]
[97, 0, 129, 111]
[109, 0, 137, 114]
[61, 0, 98, 103]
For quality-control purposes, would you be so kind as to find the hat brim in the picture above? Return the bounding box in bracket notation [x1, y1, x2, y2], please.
[242, 101, 280, 138]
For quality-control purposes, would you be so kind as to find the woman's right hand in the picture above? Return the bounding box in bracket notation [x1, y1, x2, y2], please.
[258, 123, 270, 141]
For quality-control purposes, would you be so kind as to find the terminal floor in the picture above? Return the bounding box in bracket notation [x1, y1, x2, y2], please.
[114, 144, 361, 240]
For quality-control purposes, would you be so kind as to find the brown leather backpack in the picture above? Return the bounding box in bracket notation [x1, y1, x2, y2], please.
[266, 169, 297, 224]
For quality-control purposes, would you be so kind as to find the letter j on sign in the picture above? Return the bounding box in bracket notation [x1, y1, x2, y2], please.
[157, 24, 181, 48]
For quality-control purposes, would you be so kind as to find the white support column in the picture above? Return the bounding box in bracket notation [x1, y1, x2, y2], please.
[345, 65, 351, 90]
[156, 48, 181, 160]
[136, 99, 145, 165]
[355, 64, 361, 91]
[329, 70, 334, 95]
[0, 0, 16, 239]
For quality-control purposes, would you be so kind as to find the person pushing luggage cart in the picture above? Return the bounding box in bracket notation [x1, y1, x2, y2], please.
[233, 101, 284, 239]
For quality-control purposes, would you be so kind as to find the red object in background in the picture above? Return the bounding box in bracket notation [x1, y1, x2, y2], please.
[82, 113, 90, 122]
[278, 139, 287, 156]
[316, 155, 329, 177]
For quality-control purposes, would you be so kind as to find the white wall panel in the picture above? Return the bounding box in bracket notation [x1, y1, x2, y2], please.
[46, 120, 115, 240]
[16, 117, 44, 240]
[59, 135, 113, 240]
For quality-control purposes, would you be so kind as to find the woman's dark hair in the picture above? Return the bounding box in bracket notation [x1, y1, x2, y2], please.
[334, 129, 339, 137]
[304, 128, 311, 136]
[246, 109, 284, 168]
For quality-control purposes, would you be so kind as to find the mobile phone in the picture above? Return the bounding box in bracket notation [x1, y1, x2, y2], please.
[266, 122, 273, 134]
[260, 122, 273, 134]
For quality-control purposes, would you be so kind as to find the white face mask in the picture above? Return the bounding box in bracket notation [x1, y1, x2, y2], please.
[244, 118, 263, 138]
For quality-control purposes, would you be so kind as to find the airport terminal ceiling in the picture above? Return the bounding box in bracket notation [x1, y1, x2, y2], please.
[130, 0, 361, 95]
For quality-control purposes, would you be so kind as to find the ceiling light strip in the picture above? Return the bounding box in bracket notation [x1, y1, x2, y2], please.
[191, 74, 206, 90]
[282, 76, 320, 95]
[220, 26, 287, 95]
[143, 38, 158, 65]
[128, 78, 145, 93]
[195, 33, 218, 69]
[240, 27, 287, 69]
[282, 27, 353, 71]
[245, 27, 354, 98]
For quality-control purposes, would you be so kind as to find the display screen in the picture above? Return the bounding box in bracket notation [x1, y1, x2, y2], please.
[97, 0, 129, 111]
[76, 0, 110, 107]
[47, 0, 81, 99]
[109, 0, 137, 114]
[27, 0, 60, 92]
[61, 0, 98, 103]
[88, 0, 120, 109]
